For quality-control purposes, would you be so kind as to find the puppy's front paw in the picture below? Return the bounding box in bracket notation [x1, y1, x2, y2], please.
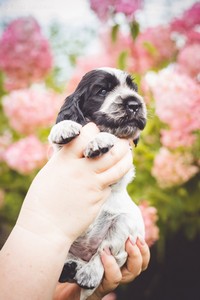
[84, 132, 117, 158]
[48, 120, 82, 145]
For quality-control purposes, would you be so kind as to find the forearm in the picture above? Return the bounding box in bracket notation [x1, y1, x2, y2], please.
[0, 215, 71, 300]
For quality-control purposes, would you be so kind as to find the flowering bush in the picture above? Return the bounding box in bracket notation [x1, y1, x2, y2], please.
[143, 69, 200, 148]
[0, 17, 53, 91]
[3, 135, 48, 174]
[2, 86, 63, 134]
[90, 0, 143, 21]
[152, 148, 199, 188]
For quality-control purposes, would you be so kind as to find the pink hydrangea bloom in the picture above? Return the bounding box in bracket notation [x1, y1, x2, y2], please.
[3, 86, 63, 134]
[186, 30, 200, 45]
[176, 43, 200, 79]
[4, 135, 47, 174]
[152, 148, 199, 188]
[161, 129, 196, 149]
[170, 2, 200, 34]
[114, 0, 143, 18]
[90, 0, 143, 21]
[139, 200, 159, 247]
[144, 69, 200, 148]
[129, 26, 176, 74]
[0, 17, 53, 90]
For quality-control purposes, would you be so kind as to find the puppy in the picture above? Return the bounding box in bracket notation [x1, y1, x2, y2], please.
[48, 67, 147, 300]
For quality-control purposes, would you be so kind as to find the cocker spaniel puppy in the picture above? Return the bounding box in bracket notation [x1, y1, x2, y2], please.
[49, 67, 147, 300]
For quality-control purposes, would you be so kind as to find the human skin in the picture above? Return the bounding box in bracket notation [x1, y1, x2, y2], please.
[54, 238, 150, 300]
[0, 123, 149, 300]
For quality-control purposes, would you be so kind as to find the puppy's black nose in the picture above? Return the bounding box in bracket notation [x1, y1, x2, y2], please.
[126, 97, 141, 113]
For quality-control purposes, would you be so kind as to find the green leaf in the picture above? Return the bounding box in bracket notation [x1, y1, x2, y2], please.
[111, 24, 119, 43]
[117, 51, 128, 70]
[130, 21, 140, 40]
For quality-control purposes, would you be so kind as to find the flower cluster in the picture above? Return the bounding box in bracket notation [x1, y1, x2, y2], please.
[89, 0, 143, 21]
[144, 69, 200, 149]
[139, 200, 159, 246]
[2, 86, 63, 134]
[0, 17, 52, 91]
[129, 25, 177, 74]
[152, 148, 199, 188]
[3, 135, 48, 174]
[170, 2, 200, 38]
[176, 43, 200, 80]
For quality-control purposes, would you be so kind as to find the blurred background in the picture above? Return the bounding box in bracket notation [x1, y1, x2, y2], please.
[0, 0, 199, 299]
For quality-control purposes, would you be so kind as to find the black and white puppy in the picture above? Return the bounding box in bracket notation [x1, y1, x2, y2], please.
[48, 67, 147, 300]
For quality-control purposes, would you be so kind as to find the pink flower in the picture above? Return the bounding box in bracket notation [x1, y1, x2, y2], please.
[114, 0, 143, 18]
[161, 129, 197, 149]
[89, 0, 143, 21]
[2, 86, 63, 134]
[0, 17, 53, 90]
[144, 69, 200, 148]
[129, 26, 176, 74]
[186, 30, 200, 45]
[139, 200, 159, 246]
[176, 43, 200, 79]
[4, 135, 47, 174]
[152, 148, 199, 188]
[170, 2, 200, 34]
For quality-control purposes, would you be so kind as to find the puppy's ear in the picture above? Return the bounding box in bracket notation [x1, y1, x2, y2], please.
[56, 92, 86, 125]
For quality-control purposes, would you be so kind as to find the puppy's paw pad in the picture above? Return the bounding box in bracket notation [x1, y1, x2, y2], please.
[49, 120, 82, 145]
[84, 132, 117, 158]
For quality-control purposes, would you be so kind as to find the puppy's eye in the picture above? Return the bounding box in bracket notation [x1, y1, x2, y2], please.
[98, 89, 107, 96]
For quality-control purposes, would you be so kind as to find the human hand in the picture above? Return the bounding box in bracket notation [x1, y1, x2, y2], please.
[17, 123, 133, 245]
[53, 238, 150, 300]
[88, 237, 150, 299]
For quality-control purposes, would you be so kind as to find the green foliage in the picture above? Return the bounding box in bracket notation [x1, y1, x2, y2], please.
[130, 21, 140, 40]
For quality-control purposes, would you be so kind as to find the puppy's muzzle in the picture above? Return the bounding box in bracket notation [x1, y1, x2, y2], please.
[124, 96, 146, 130]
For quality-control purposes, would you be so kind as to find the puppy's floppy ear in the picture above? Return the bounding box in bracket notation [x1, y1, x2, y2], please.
[56, 92, 86, 125]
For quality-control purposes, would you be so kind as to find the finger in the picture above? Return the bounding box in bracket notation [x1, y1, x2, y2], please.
[120, 238, 143, 283]
[136, 236, 150, 270]
[61, 123, 100, 158]
[98, 148, 133, 188]
[53, 282, 80, 300]
[98, 249, 122, 294]
[89, 139, 131, 174]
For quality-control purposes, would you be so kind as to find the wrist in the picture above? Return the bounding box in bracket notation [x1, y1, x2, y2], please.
[16, 204, 73, 251]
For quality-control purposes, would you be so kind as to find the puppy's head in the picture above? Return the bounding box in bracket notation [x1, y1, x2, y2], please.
[57, 67, 147, 143]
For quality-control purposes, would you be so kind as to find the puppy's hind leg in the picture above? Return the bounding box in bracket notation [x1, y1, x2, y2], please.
[75, 253, 104, 299]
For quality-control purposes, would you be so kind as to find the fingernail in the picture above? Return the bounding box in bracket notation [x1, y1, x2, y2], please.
[129, 236, 136, 246]
[137, 235, 146, 245]
[103, 247, 112, 255]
